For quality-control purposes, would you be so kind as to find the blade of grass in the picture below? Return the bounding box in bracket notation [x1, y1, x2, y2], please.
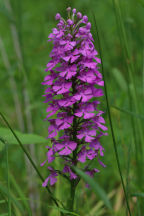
[92, 12, 132, 216]
[0, 37, 25, 132]
[142, 48, 144, 98]
[125, 142, 132, 216]
[0, 183, 24, 213]
[9, 173, 32, 216]
[111, 106, 144, 120]
[73, 167, 112, 210]
[89, 190, 116, 216]
[5, 143, 11, 216]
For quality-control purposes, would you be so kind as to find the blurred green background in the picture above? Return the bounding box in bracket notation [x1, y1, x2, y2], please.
[0, 0, 144, 215]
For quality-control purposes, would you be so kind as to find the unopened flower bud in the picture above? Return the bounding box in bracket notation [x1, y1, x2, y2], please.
[66, 7, 71, 12]
[72, 8, 76, 14]
[83, 15, 88, 23]
[86, 22, 91, 29]
[77, 12, 82, 19]
[55, 13, 61, 20]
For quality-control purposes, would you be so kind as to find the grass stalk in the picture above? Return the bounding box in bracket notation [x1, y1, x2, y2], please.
[142, 48, 144, 98]
[5, 143, 11, 216]
[92, 13, 132, 216]
[0, 37, 25, 132]
[9, 173, 32, 216]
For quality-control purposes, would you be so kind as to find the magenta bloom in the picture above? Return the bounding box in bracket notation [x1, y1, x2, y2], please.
[41, 8, 108, 187]
[42, 167, 58, 186]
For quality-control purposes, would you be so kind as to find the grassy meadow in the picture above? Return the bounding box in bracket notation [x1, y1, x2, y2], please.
[0, 0, 144, 215]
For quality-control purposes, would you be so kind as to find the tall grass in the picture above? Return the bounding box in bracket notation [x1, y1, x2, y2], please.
[92, 12, 132, 216]
[112, 0, 144, 214]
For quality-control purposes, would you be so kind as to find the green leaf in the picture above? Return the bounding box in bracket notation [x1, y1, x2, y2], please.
[0, 127, 47, 148]
[73, 167, 112, 210]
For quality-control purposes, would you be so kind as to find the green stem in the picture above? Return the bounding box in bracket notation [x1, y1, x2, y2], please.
[66, 74, 79, 214]
[69, 180, 76, 212]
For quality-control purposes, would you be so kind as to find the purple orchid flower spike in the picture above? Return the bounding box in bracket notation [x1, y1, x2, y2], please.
[41, 7, 108, 197]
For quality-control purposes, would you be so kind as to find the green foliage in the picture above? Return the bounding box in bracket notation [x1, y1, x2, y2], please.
[0, 127, 48, 150]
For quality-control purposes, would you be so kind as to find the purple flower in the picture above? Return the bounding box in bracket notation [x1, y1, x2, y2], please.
[77, 129, 96, 142]
[55, 115, 74, 130]
[57, 95, 76, 107]
[53, 80, 72, 94]
[59, 40, 76, 51]
[62, 49, 80, 63]
[56, 137, 77, 155]
[41, 8, 108, 187]
[47, 119, 58, 138]
[42, 167, 58, 187]
[63, 166, 77, 179]
[56, 64, 77, 79]
[67, 19, 74, 26]
[74, 103, 97, 119]
[89, 139, 105, 156]
[77, 146, 97, 163]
